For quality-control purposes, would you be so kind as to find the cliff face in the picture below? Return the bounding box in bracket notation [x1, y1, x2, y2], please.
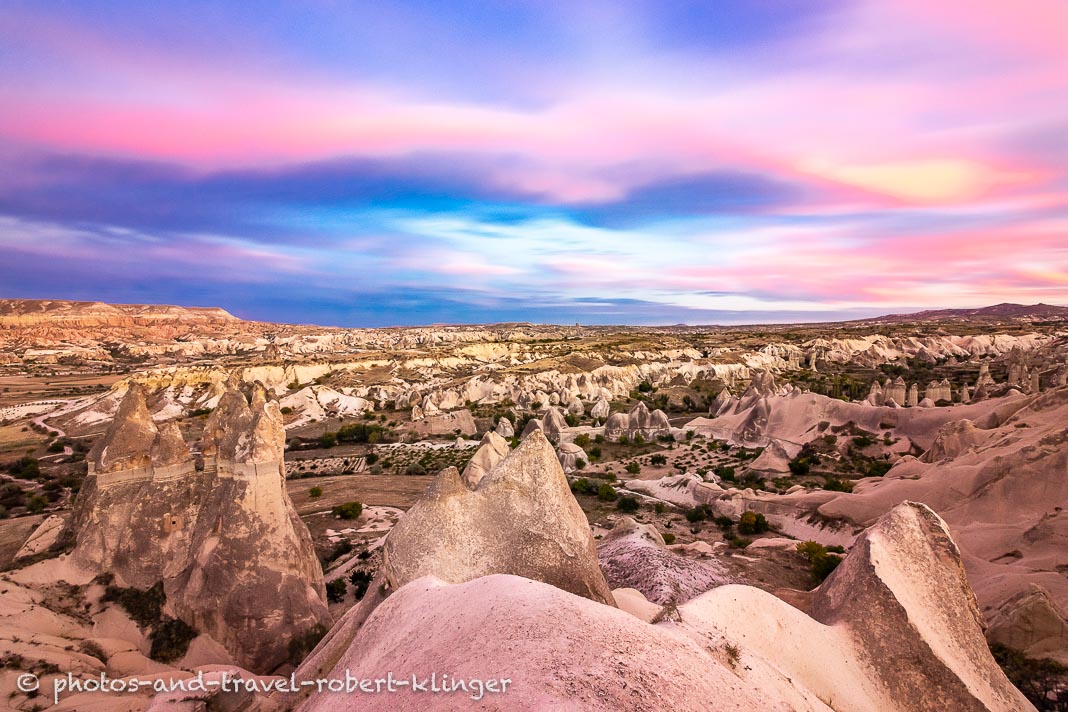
[59, 383, 329, 673]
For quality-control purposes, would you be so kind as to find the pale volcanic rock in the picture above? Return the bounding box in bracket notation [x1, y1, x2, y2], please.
[597, 516, 730, 605]
[59, 384, 330, 673]
[920, 419, 986, 463]
[87, 384, 163, 473]
[460, 431, 511, 488]
[380, 429, 615, 606]
[589, 397, 611, 419]
[556, 441, 589, 473]
[603, 401, 671, 441]
[807, 502, 1032, 711]
[987, 584, 1068, 664]
[709, 387, 733, 416]
[494, 416, 514, 437]
[565, 397, 585, 416]
[541, 406, 568, 443]
[925, 378, 953, 404]
[301, 503, 1029, 712]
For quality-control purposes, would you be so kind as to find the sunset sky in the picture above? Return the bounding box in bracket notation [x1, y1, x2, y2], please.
[1, 1, 1066, 325]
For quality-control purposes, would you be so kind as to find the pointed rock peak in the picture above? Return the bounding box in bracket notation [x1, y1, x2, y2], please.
[381, 426, 614, 606]
[151, 419, 191, 467]
[461, 431, 510, 488]
[812, 502, 1031, 711]
[91, 383, 159, 473]
[249, 380, 268, 412]
[202, 386, 253, 460]
[629, 400, 650, 417]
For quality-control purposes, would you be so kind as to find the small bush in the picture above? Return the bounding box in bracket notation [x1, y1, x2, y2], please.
[625, 462, 641, 475]
[597, 483, 618, 502]
[280, 406, 294, 415]
[365, 453, 379, 466]
[318, 432, 337, 449]
[650, 454, 668, 466]
[326, 578, 348, 603]
[574, 433, 591, 447]
[822, 478, 854, 492]
[332, 501, 363, 520]
[685, 507, 707, 523]
[102, 582, 166, 628]
[6, 456, 39, 479]
[349, 570, 373, 600]
[662, 532, 676, 545]
[729, 536, 752, 549]
[738, 511, 770, 535]
[796, 541, 843, 583]
[403, 463, 427, 476]
[616, 496, 640, 513]
[570, 478, 595, 495]
[150, 617, 197, 663]
[309, 486, 323, 498]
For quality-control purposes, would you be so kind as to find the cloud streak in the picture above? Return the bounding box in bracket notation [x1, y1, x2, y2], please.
[0, 0, 1064, 324]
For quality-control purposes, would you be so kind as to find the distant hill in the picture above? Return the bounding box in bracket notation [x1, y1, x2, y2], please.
[0, 299, 240, 327]
[868, 303, 1068, 324]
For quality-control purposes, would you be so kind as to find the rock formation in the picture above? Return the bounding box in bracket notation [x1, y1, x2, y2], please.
[603, 401, 671, 441]
[380, 430, 615, 606]
[494, 416, 514, 437]
[556, 441, 589, 473]
[300, 503, 1032, 712]
[589, 397, 610, 419]
[925, 378, 953, 404]
[59, 383, 330, 673]
[461, 431, 511, 487]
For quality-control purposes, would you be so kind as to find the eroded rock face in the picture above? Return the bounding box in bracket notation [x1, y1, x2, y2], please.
[603, 401, 671, 441]
[381, 430, 615, 606]
[461, 431, 511, 487]
[60, 383, 330, 674]
[300, 503, 1031, 712]
[810, 502, 1031, 711]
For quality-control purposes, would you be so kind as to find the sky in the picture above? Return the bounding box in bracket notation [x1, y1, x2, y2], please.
[0, 1, 1066, 326]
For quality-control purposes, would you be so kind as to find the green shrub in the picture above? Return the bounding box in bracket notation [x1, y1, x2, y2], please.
[625, 462, 641, 475]
[309, 486, 323, 498]
[729, 536, 752, 549]
[575, 458, 586, 470]
[823, 478, 854, 492]
[318, 432, 337, 449]
[597, 483, 618, 502]
[349, 570, 373, 600]
[588, 446, 602, 460]
[570, 478, 594, 495]
[796, 541, 843, 583]
[788, 457, 811, 476]
[332, 501, 363, 519]
[662, 532, 676, 545]
[650, 454, 668, 466]
[150, 617, 197, 662]
[616, 496, 640, 513]
[326, 578, 347, 603]
[851, 434, 874, 448]
[574, 433, 591, 447]
[102, 582, 166, 628]
[6, 456, 39, 479]
[685, 507, 707, 523]
[738, 511, 770, 535]
[637, 381, 654, 393]
[26, 495, 47, 514]
[714, 465, 736, 481]
[280, 406, 294, 415]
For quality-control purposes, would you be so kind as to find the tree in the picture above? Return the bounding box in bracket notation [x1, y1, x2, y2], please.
[318, 432, 337, 449]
